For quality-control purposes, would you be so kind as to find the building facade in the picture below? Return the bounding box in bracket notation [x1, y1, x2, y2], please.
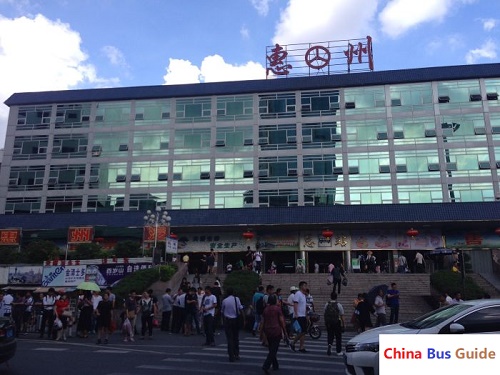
[1, 63, 500, 274]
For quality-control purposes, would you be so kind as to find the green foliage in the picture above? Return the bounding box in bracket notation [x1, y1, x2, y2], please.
[112, 264, 177, 301]
[0, 246, 21, 265]
[223, 270, 260, 306]
[431, 270, 484, 300]
[112, 240, 142, 258]
[72, 243, 105, 260]
[22, 240, 60, 263]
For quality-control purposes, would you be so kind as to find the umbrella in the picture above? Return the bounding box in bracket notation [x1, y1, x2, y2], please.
[76, 281, 101, 292]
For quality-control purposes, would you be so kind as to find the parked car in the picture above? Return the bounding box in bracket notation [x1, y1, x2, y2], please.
[344, 299, 500, 375]
[0, 317, 16, 364]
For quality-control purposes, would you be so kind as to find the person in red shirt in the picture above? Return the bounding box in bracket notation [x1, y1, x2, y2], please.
[261, 294, 288, 374]
[54, 293, 70, 341]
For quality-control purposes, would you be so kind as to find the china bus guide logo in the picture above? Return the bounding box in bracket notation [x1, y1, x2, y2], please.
[266, 36, 373, 78]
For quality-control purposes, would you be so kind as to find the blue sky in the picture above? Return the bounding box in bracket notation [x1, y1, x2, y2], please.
[0, 0, 498, 146]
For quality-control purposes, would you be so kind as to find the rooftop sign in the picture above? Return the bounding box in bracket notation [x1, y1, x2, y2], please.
[266, 36, 374, 78]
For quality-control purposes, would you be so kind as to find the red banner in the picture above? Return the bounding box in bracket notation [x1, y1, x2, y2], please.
[0, 229, 21, 245]
[67, 227, 94, 244]
[143, 226, 169, 243]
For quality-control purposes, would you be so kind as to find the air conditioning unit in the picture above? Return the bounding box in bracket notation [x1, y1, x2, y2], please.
[287, 169, 297, 176]
[287, 136, 297, 144]
[303, 168, 313, 176]
[115, 175, 126, 182]
[258, 170, 268, 177]
[302, 135, 312, 143]
[331, 134, 341, 141]
[258, 137, 269, 145]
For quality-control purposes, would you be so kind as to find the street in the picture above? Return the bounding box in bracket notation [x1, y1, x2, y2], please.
[3, 329, 356, 375]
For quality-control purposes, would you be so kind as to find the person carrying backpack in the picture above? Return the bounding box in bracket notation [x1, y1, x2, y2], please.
[323, 291, 345, 356]
[252, 286, 265, 336]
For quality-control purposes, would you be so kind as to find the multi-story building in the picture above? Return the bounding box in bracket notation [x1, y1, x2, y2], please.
[1, 63, 500, 274]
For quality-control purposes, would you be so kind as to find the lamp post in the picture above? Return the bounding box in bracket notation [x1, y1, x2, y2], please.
[144, 206, 171, 265]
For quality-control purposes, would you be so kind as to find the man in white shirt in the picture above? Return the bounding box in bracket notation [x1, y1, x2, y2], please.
[2, 291, 13, 317]
[290, 281, 308, 353]
[202, 286, 217, 346]
[91, 290, 103, 334]
[414, 251, 425, 273]
[373, 289, 386, 327]
[254, 251, 263, 274]
[39, 288, 56, 339]
[221, 287, 244, 362]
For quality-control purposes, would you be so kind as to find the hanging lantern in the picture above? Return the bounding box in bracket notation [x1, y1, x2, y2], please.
[406, 228, 419, 238]
[322, 229, 334, 240]
[169, 233, 178, 239]
[242, 230, 254, 240]
[495, 227, 500, 236]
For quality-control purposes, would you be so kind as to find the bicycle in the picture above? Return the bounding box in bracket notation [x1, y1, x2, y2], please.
[307, 313, 321, 339]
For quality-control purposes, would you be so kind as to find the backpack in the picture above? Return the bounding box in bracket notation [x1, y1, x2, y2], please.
[255, 296, 265, 315]
[324, 301, 340, 325]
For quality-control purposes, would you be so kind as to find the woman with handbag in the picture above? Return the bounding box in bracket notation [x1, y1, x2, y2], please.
[55, 292, 70, 341]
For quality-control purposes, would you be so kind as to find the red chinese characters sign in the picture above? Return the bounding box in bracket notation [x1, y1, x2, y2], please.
[143, 226, 169, 243]
[67, 227, 94, 244]
[266, 36, 374, 78]
[0, 229, 21, 246]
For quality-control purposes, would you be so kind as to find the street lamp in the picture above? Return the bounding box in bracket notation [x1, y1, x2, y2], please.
[143, 206, 171, 264]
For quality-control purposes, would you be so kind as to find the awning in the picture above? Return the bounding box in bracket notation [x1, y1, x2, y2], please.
[2, 286, 38, 291]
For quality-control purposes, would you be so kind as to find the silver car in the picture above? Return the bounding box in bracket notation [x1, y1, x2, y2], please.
[344, 299, 500, 375]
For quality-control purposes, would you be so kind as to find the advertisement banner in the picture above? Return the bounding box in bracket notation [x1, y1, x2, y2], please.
[301, 231, 351, 251]
[143, 226, 169, 243]
[0, 229, 21, 246]
[68, 227, 94, 244]
[166, 238, 178, 254]
[257, 233, 300, 251]
[8, 266, 43, 285]
[177, 233, 254, 253]
[85, 263, 153, 287]
[41, 265, 87, 287]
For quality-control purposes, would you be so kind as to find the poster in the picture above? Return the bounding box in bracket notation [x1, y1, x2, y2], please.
[41, 265, 87, 287]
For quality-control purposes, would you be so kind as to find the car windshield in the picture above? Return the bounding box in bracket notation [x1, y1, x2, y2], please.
[401, 303, 472, 329]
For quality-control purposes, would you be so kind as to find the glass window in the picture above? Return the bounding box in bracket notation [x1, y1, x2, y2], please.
[453, 306, 500, 333]
[176, 97, 211, 123]
[95, 102, 131, 125]
[259, 93, 296, 119]
[301, 90, 340, 117]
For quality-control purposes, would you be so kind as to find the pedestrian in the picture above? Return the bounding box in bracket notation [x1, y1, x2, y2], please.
[207, 249, 216, 274]
[252, 286, 265, 336]
[54, 292, 70, 341]
[221, 287, 244, 362]
[386, 283, 400, 324]
[39, 287, 56, 339]
[414, 251, 425, 273]
[95, 291, 113, 344]
[354, 293, 373, 332]
[196, 287, 205, 333]
[254, 249, 263, 274]
[22, 291, 34, 335]
[289, 280, 308, 353]
[451, 292, 463, 304]
[91, 290, 103, 334]
[331, 263, 346, 294]
[124, 290, 138, 338]
[397, 253, 408, 273]
[184, 287, 198, 336]
[139, 290, 156, 339]
[77, 291, 93, 338]
[373, 289, 386, 327]
[261, 294, 288, 374]
[161, 288, 173, 332]
[324, 291, 345, 356]
[11, 291, 25, 337]
[314, 261, 319, 273]
[201, 286, 217, 346]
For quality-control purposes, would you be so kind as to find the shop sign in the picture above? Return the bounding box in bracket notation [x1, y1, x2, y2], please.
[177, 233, 253, 253]
[266, 36, 373, 78]
[0, 229, 21, 246]
[67, 227, 93, 244]
[85, 263, 152, 286]
[301, 231, 351, 251]
[143, 225, 169, 243]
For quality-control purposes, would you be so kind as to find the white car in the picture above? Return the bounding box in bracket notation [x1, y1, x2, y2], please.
[344, 299, 500, 375]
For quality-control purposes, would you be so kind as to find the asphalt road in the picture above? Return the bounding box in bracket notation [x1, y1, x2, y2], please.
[3, 329, 356, 375]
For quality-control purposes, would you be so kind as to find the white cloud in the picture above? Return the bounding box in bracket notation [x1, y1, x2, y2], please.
[163, 55, 266, 85]
[379, 0, 475, 38]
[273, 0, 378, 45]
[465, 39, 497, 64]
[240, 25, 250, 39]
[199, 55, 265, 82]
[0, 14, 114, 147]
[251, 0, 271, 16]
[162, 58, 202, 84]
[426, 34, 464, 54]
[482, 18, 497, 31]
[101, 45, 128, 68]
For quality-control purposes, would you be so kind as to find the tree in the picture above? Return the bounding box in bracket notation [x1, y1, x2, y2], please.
[113, 240, 142, 258]
[0, 246, 21, 264]
[22, 240, 60, 263]
[72, 243, 104, 260]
